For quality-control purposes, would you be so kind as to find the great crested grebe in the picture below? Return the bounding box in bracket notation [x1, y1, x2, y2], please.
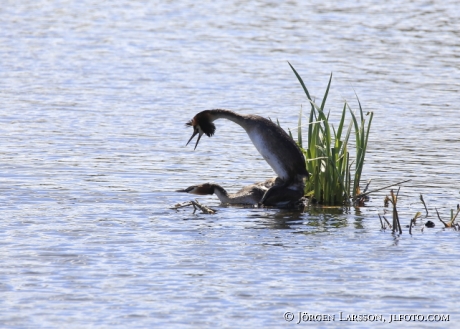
[177, 178, 277, 205]
[184, 109, 309, 207]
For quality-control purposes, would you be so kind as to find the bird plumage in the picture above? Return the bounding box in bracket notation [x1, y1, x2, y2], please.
[184, 109, 309, 207]
[177, 178, 277, 205]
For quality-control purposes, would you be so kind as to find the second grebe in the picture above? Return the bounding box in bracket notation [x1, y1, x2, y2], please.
[177, 178, 276, 205]
[185, 109, 309, 207]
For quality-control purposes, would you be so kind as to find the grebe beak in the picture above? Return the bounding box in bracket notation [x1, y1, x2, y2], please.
[186, 127, 203, 150]
[176, 186, 195, 193]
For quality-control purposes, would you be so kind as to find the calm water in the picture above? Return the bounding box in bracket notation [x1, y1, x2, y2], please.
[1, 0, 459, 328]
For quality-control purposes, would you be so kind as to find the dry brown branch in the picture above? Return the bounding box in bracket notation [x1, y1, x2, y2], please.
[384, 196, 390, 207]
[449, 207, 460, 226]
[435, 207, 449, 227]
[191, 200, 216, 214]
[382, 216, 392, 229]
[390, 188, 402, 234]
[361, 179, 372, 194]
[378, 214, 386, 230]
[419, 194, 429, 217]
[171, 200, 216, 214]
[353, 179, 411, 202]
[434, 207, 460, 228]
[172, 201, 193, 209]
[409, 212, 422, 235]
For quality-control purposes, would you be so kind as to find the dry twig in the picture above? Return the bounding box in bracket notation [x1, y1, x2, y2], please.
[378, 214, 385, 229]
[409, 212, 422, 235]
[382, 215, 392, 229]
[353, 179, 411, 203]
[435, 206, 460, 228]
[390, 188, 402, 234]
[419, 194, 429, 217]
[435, 207, 449, 227]
[171, 200, 216, 214]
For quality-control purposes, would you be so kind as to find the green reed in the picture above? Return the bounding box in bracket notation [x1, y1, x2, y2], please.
[288, 63, 373, 205]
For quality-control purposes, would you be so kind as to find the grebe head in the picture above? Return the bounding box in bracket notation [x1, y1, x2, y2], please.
[185, 111, 216, 150]
[176, 183, 214, 195]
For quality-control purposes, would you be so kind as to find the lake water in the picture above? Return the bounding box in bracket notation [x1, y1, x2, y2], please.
[1, 0, 459, 328]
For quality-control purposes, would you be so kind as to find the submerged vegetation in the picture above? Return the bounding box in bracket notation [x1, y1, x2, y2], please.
[287, 63, 373, 206]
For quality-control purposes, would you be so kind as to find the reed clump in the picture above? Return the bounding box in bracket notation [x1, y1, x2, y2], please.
[288, 63, 373, 206]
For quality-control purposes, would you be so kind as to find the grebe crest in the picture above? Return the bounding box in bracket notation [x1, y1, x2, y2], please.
[185, 111, 216, 150]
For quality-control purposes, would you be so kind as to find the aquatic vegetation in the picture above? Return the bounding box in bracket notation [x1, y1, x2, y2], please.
[288, 63, 373, 206]
[434, 204, 460, 229]
[379, 191, 460, 234]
